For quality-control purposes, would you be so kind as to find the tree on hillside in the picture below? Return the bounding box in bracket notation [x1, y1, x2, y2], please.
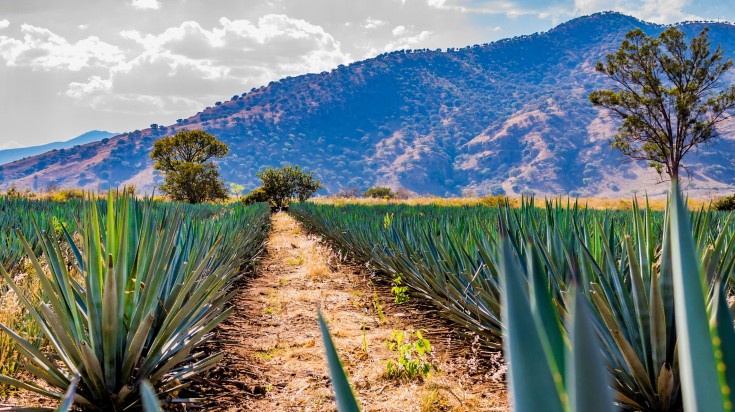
[255, 165, 323, 209]
[150, 130, 229, 203]
[590, 27, 735, 180]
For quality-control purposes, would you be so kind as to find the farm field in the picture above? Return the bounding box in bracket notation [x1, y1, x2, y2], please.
[292, 189, 735, 411]
[0, 193, 271, 409]
[4, 2, 735, 411]
[1, 186, 735, 411]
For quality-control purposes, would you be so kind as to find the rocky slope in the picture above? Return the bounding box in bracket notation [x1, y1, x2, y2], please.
[1, 12, 735, 197]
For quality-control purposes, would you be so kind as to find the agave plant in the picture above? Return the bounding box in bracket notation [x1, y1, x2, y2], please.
[315, 182, 735, 412]
[499, 231, 614, 412]
[292, 192, 735, 411]
[0, 193, 269, 410]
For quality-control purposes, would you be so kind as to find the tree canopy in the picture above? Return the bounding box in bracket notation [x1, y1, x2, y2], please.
[590, 27, 735, 179]
[150, 130, 230, 203]
[254, 165, 323, 208]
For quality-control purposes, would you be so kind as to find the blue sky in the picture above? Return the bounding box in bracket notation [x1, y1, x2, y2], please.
[0, 0, 733, 147]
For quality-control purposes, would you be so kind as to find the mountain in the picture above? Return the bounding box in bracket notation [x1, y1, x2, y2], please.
[2, 12, 735, 197]
[0, 131, 117, 167]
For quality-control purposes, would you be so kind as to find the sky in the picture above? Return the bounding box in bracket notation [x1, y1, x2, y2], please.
[1, 0, 734, 149]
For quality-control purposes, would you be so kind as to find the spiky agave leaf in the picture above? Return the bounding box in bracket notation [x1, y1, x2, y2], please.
[0, 194, 270, 410]
[318, 311, 361, 412]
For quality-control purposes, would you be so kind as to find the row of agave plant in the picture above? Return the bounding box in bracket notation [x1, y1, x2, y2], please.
[292, 182, 735, 411]
[0, 195, 82, 272]
[0, 193, 270, 410]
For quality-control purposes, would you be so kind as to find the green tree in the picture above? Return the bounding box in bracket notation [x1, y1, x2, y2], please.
[590, 27, 735, 179]
[363, 186, 393, 199]
[240, 187, 269, 205]
[295, 172, 322, 202]
[150, 130, 229, 203]
[256, 165, 322, 208]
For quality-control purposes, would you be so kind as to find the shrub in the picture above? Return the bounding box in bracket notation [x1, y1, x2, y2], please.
[50, 188, 85, 202]
[479, 195, 510, 207]
[385, 329, 437, 381]
[713, 194, 735, 211]
[241, 187, 269, 205]
[364, 187, 393, 199]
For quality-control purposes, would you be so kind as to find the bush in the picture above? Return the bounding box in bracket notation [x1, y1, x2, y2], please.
[479, 195, 510, 207]
[364, 187, 393, 199]
[50, 188, 85, 202]
[713, 194, 735, 211]
[241, 187, 269, 205]
[257, 165, 323, 208]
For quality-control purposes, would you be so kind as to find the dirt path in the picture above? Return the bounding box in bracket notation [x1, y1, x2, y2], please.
[205, 212, 508, 411]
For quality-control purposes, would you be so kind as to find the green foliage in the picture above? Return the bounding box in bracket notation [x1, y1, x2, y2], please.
[295, 171, 322, 202]
[257, 165, 323, 208]
[229, 183, 245, 196]
[713, 194, 735, 211]
[500, 238, 614, 412]
[390, 275, 409, 304]
[385, 330, 436, 381]
[241, 187, 269, 205]
[5, 185, 35, 199]
[313, 181, 735, 412]
[383, 212, 393, 229]
[150, 129, 230, 203]
[50, 188, 84, 202]
[363, 187, 393, 199]
[668, 180, 726, 411]
[317, 311, 361, 412]
[0, 192, 270, 410]
[590, 27, 735, 178]
[291, 193, 735, 411]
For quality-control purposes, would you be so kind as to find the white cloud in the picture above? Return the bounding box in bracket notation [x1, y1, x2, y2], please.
[66, 75, 112, 99]
[385, 29, 433, 50]
[131, 0, 160, 10]
[363, 17, 387, 29]
[0, 20, 9, 30]
[571, 0, 699, 23]
[68, 15, 351, 111]
[392, 25, 407, 36]
[0, 24, 124, 71]
[425, 0, 536, 16]
[427, 0, 448, 7]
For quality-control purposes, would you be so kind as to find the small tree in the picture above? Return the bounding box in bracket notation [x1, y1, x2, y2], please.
[590, 27, 735, 179]
[256, 165, 323, 208]
[150, 130, 229, 203]
[364, 187, 393, 199]
[296, 172, 322, 202]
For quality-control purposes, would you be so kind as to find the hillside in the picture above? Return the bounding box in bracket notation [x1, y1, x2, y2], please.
[0, 131, 118, 167]
[1, 12, 735, 197]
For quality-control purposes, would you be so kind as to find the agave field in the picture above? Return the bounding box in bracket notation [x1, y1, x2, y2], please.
[294, 182, 735, 412]
[3, 184, 735, 412]
[0, 193, 270, 410]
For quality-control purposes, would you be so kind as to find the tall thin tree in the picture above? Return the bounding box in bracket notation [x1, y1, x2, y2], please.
[590, 27, 735, 179]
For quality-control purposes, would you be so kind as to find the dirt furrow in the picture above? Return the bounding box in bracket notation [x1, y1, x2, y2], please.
[204, 212, 508, 411]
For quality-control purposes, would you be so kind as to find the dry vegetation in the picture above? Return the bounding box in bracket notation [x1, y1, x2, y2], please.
[201, 213, 508, 411]
[311, 194, 711, 210]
